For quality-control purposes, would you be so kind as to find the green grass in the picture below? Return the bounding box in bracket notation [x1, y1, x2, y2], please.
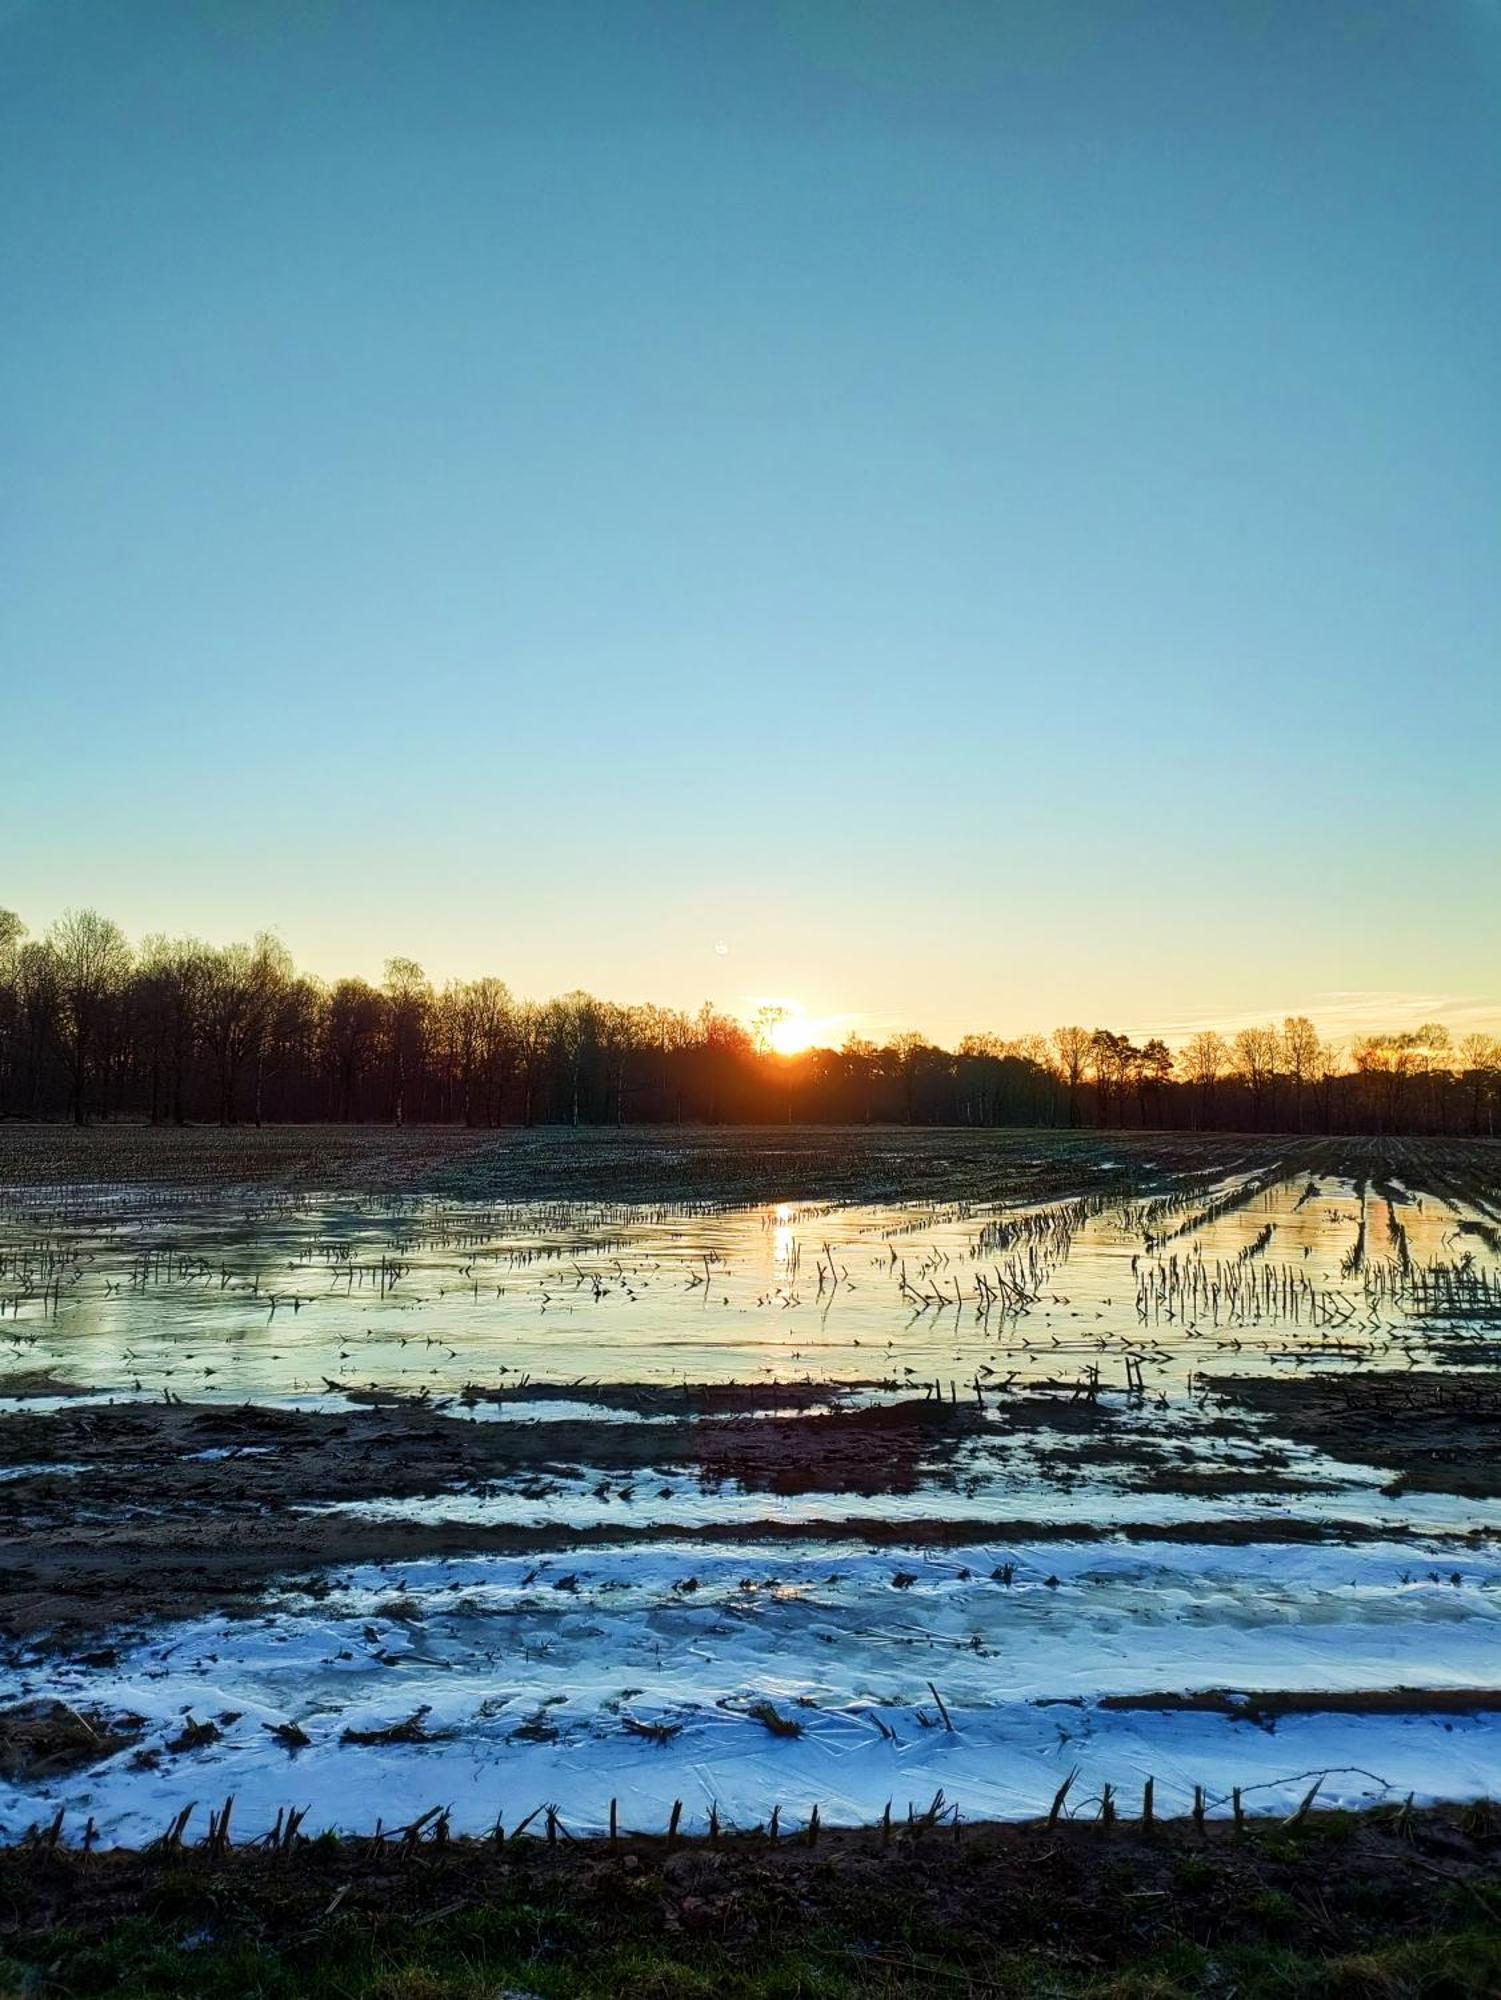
[2, 1818, 1498, 1998]
[7, 1919, 1501, 1998]
[5, 1892, 1500, 1998]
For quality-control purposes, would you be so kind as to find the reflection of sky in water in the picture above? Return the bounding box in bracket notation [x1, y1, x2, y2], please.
[1, 1171, 1497, 1405]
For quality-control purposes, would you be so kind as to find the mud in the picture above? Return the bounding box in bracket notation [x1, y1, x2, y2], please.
[3, 1376, 1488, 1645]
[6, 1503, 1451, 1651]
[459, 1378, 861, 1416]
[0, 1121, 1295, 1207]
[12, 1120, 1496, 1210]
[0, 1701, 145, 1781]
[0, 1387, 1277, 1525]
[0, 1393, 985, 1509]
[1207, 1371, 1501, 1498]
[1099, 1686, 1501, 1720]
[0, 1373, 98, 1401]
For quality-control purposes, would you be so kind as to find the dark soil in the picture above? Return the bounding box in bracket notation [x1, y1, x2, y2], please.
[1, 1391, 1427, 1646]
[0, 1504, 1469, 1654]
[0, 1391, 982, 1514]
[0, 1372, 95, 1400]
[1101, 1686, 1501, 1720]
[0, 1701, 146, 1782]
[460, 1378, 860, 1416]
[7, 1121, 1497, 1211]
[0, 1121, 1299, 1208]
[1207, 1371, 1501, 1498]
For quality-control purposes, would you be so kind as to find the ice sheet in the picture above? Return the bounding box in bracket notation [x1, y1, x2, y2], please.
[6, 1537, 1499, 1843]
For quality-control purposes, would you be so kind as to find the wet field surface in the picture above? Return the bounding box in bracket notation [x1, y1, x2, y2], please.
[1, 1128, 1499, 1841]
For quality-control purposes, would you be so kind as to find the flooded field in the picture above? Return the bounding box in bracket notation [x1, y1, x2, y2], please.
[2, 1129, 1500, 1845]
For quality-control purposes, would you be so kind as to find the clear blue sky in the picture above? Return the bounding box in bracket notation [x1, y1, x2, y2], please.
[4, 0, 1498, 1045]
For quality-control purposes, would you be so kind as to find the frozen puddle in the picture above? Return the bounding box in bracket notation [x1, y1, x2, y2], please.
[304, 1451, 1501, 1539]
[6, 1537, 1501, 1843]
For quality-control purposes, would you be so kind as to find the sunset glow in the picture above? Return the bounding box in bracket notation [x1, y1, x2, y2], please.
[749, 999, 842, 1057]
[768, 1010, 820, 1057]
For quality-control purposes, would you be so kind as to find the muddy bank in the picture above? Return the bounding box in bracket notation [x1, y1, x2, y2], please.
[0, 1700, 146, 1781]
[1207, 1370, 1501, 1498]
[0, 1390, 1465, 1643]
[0, 1393, 986, 1511]
[0, 1385, 1282, 1518]
[1101, 1686, 1501, 1721]
[459, 1377, 859, 1416]
[0, 1371, 94, 1400]
[440, 1126, 1296, 1209]
[2, 1506, 1475, 1650]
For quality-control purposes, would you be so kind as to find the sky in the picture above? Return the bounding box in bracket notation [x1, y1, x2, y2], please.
[3, 0, 1499, 1048]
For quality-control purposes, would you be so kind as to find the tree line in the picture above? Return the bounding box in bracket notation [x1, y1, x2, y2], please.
[0, 908, 1497, 1135]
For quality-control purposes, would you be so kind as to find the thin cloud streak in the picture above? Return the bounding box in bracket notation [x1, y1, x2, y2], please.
[1146, 992, 1501, 1048]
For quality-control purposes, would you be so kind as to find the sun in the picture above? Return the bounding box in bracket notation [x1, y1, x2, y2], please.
[768, 1010, 819, 1057]
[752, 997, 839, 1056]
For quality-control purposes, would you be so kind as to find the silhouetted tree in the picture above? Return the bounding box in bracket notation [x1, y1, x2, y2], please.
[48, 909, 131, 1124]
[1179, 1029, 1229, 1130]
[0, 903, 1488, 1137]
[325, 977, 384, 1121]
[383, 957, 431, 1127]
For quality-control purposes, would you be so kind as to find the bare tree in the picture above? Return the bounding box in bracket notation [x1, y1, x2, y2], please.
[324, 978, 384, 1120]
[383, 957, 432, 1126]
[598, 1001, 644, 1125]
[886, 1031, 929, 1124]
[1280, 1016, 1321, 1132]
[200, 935, 292, 1124]
[1089, 1029, 1135, 1126]
[468, 978, 518, 1125]
[514, 1000, 550, 1126]
[839, 1034, 879, 1124]
[1178, 1029, 1228, 1129]
[1458, 1033, 1501, 1136]
[47, 909, 131, 1124]
[13, 941, 60, 1117]
[0, 912, 26, 1116]
[1231, 1024, 1280, 1129]
[1353, 1024, 1453, 1134]
[548, 991, 600, 1126]
[750, 1003, 789, 1056]
[639, 1002, 693, 1122]
[1051, 1025, 1090, 1126]
[136, 935, 210, 1125]
[1137, 1037, 1173, 1125]
[262, 973, 325, 1122]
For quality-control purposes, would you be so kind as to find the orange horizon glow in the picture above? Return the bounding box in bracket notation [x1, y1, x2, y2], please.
[752, 1000, 844, 1058]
